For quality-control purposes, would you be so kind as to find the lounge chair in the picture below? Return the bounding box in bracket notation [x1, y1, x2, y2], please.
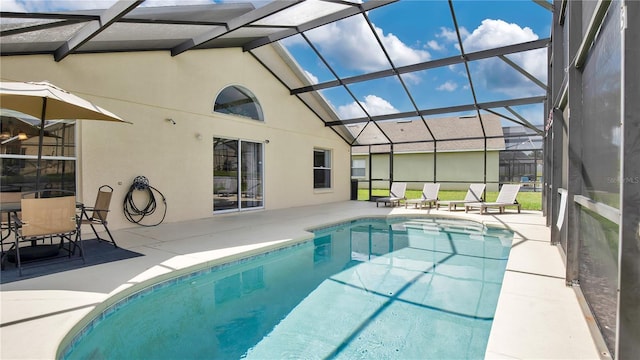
[464, 184, 521, 214]
[376, 182, 407, 207]
[405, 183, 440, 209]
[436, 183, 485, 211]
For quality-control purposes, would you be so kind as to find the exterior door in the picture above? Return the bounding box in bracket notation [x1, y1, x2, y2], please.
[213, 138, 263, 212]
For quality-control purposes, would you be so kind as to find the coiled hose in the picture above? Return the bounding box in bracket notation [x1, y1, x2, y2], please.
[123, 176, 167, 227]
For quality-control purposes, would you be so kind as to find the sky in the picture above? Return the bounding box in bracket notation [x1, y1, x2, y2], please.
[1, 0, 552, 127]
[279, 0, 551, 127]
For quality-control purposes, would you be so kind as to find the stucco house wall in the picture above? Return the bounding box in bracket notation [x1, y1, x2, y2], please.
[0, 48, 351, 230]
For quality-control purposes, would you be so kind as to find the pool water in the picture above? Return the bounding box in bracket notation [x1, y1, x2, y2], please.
[62, 217, 513, 359]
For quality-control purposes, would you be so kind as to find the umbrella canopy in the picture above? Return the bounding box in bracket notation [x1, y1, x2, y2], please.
[0, 81, 131, 190]
[0, 81, 130, 123]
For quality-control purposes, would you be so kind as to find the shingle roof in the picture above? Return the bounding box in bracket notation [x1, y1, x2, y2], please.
[351, 113, 505, 153]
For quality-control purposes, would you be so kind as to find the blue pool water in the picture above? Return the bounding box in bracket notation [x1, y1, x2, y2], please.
[61, 217, 513, 359]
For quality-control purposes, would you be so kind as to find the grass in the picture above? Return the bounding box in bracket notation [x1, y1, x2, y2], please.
[358, 188, 542, 211]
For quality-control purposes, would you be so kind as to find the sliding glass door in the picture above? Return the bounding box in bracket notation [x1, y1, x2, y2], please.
[213, 138, 263, 212]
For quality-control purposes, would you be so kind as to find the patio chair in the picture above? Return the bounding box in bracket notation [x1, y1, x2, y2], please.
[1, 192, 22, 249]
[80, 185, 117, 247]
[464, 184, 522, 214]
[405, 183, 440, 209]
[10, 191, 83, 276]
[376, 182, 407, 207]
[436, 183, 486, 211]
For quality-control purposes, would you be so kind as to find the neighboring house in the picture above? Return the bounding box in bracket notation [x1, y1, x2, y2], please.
[351, 114, 505, 191]
[0, 45, 351, 230]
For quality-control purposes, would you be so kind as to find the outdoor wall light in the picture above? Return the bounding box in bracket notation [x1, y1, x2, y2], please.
[166, 118, 176, 125]
[0, 132, 10, 140]
[18, 132, 28, 140]
[265, 139, 270, 144]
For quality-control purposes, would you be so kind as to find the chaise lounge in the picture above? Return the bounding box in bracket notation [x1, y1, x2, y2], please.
[436, 183, 485, 211]
[376, 182, 407, 207]
[405, 183, 440, 209]
[464, 184, 521, 214]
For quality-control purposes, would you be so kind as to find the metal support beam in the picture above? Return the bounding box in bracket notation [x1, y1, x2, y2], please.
[504, 106, 544, 134]
[171, 1, 303, 56]
[549, 0, 566, 233]
[243, 0, 397, 51]
[291, 39, 550, 95]
[325, 96, 546, 126]
[533, 0, 554, 11]
[54, 0, 143, 61]
[1, 20, 85, 37]
[617, 1, 640, 358]
[565, 0, 583, 286]
[550, 108, 565, 245]
[498, 54, 547, 90]
[575, 0, 612, 69]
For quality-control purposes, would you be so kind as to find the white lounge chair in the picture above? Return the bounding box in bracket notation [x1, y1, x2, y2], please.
[464, 184, 521, 214]
[405, 183, 440, 209]
[436, 183, 485, 211]
[376, 182, 407, 207]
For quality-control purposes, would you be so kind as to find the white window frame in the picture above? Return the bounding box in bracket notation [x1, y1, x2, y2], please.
[313, 148, 332, 189]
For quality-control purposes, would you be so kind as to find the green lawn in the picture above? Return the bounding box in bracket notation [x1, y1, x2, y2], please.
[358, 188, 542, 211]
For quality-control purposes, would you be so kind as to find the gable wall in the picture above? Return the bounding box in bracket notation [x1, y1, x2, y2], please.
[0, 48, 351, 230]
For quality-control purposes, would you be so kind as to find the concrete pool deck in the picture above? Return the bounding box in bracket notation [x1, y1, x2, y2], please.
[0, 201, 605, 359]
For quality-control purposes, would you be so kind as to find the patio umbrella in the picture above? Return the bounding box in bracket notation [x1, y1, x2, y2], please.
[0, 81, 131, 190]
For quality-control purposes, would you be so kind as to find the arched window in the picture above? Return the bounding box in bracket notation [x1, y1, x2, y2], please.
[214, 85, 263, 121]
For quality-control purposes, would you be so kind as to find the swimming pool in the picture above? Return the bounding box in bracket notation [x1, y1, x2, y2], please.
[60, 216, 513, 359]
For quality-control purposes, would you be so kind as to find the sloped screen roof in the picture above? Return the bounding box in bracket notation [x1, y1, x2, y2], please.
[0, 0, 551, 147]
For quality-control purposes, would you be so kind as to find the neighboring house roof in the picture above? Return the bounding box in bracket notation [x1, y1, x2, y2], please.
[351, 113, 505, 154]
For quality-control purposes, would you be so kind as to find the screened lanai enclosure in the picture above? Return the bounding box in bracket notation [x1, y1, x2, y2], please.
[0, 0, 549, 196]
[547, 1, 639, 359]
[0, 0, 638, 358]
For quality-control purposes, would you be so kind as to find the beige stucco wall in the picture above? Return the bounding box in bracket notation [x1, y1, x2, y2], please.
[0, 48, 350, 230]
[353, 151, 500, 191]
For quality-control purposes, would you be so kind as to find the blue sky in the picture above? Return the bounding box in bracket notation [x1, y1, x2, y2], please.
[281, 1, 551, 127]
[2, 0, 552, 127]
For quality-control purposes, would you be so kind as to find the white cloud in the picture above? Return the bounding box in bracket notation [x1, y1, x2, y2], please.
[426, 40, 445, 51]
[436, 26, 469, 43]
[437, 27, 458, 42]
[337, 94, 398, 119]
[437, 81, 458, 92]
[10, 0, 117, 11]
[304, 70, 318, 85]
[305, 15, 430, 72]
[1, 0, 27, 11]
[433, 26, 469, 53]
[463, 19, 538, 52]
[461, 19, 546, 97]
